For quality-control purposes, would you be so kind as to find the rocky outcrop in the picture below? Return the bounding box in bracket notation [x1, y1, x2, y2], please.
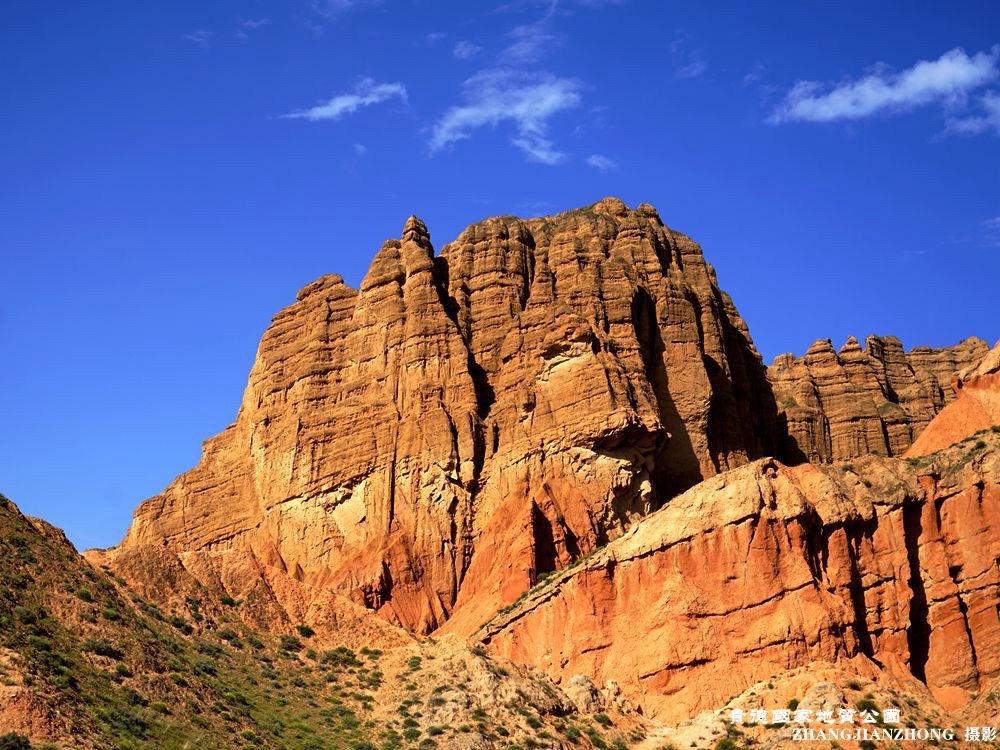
[477, 432, 1000, 722]
[769, 335, 987, 463]
[109, 198, 784, 635]
[906, 340, 1000, 457]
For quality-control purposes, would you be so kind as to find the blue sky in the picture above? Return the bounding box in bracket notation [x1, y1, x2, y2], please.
[2, 0, 998, 550]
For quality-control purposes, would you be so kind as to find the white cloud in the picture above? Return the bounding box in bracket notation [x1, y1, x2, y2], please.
[183, 29, 212, 45]
[501, 20, 556, 65]
[946, 90, 1000, 135]
[453, 41, 482, 60]
[354, 143, 368, 155]
[981, 215, 1000, 247]
[313, 0, 377, 16]
[585, 154, 617, 171]
[237, 17, 270, 39]
[429, 69, 582, 164]
[670, 35, 707, 79]
[676, 58, 707, 79]
[744, 63, 766, 87]
[426, 32, 447, 45]
[283, 78, 407, 121]
[770, 46, 999, 124]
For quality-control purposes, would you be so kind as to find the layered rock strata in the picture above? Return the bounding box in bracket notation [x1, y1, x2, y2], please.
[110, 198, 782, 634]
[477, 431, 1000, 721]
[906, 341, 1000, 456]
[769, 335, 987, 463]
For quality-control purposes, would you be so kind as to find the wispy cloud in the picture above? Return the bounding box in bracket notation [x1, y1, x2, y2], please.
[237, 18, 270, 40]
[283, 78, 407, 121]
[946, 90, 1000, 135]
[676, 58, 707, 79]
[426, 32, 447, 45]
[982, 215, 1000, 247]
[353, 143, 368, 155]
[501, 23, 556, 65]
[183, 29, 212, 46]
[743, 63, 766, 87]
[500, 1, 558, 65]
[429, 69, 581, 164]
[769, 46, 999, 125]
[585, 154, 617, 171]
[313, 0, 378, 16]
[671, 35, 707, 79]
[453, 41, 482, 60]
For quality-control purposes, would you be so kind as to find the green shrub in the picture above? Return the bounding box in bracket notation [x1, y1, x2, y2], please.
[168, 615, 192, 634]
[321, 646, 360, 668]
[594, 713, 613, 727]
[194, 659, 217, 676]
[196, 641, 224, 657]
[280, 635, 303, 652]
[856, 695, 878, 713]
[82, 638, 123, 660]
[0, 733, 31, 750]
[220, 594, 238, 607]
[787, 697, 800, 711]
[296, 624, 315, 638]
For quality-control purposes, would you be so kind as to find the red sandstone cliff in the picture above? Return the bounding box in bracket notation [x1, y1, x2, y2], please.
[106, 198, 782, 634]
[92, 199, 1000, 736]
[476, 429, 1000, 722]
[769, 335, 987, 463]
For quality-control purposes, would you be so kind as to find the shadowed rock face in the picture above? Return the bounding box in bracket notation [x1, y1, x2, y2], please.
[110, 198, 784, 634]
[769, 335, 988, 463]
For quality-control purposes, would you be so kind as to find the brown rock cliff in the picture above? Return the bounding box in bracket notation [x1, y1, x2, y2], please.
[769, 334, 987, 462]
[477, 431, 1000, 722]
[110, 198, 783, 634]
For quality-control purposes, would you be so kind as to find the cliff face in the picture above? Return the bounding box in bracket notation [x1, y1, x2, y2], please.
[477, 429, 1000, 722]
[93, 199, 1000, 734]
[769, 335, 987, 463]
[113, 198, 781, 634]
[906, 340, 1000, 456]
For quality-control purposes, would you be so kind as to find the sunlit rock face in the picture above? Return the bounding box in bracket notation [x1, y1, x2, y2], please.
[105, 196, 992, 671]
[478, 434, 1000, 722]
[110, 198, 785, 634]
[768, 334, 987, 463]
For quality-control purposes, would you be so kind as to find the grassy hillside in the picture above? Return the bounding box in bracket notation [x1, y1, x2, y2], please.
[0, 493, 641, 750]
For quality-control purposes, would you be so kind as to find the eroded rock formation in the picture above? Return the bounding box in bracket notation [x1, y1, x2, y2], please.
[477, 431, 1000, 721]
[769, 335, 987, 463]
[103, 197, 995, 648]
[109, 198, 783, 634]
[906, 340, 1000, 456]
